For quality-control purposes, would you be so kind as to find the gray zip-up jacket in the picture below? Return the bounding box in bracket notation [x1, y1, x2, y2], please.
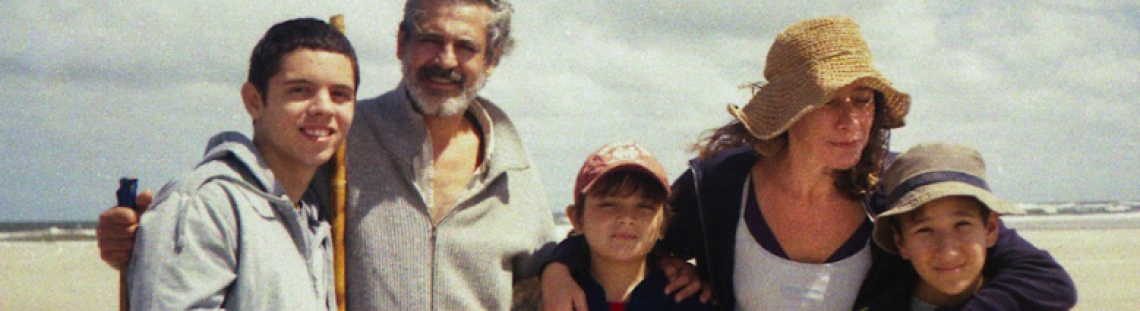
[128, 132, 335, 311]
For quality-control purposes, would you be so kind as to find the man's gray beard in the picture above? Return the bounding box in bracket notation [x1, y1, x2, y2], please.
[402, 62, 487, 117]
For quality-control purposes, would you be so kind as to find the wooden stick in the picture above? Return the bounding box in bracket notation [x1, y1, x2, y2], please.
[328, 14, 348, 311]
[120, 262, 130, 311]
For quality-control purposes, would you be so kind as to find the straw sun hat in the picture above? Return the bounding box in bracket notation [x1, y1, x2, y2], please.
[728, 16, 911, 149]
[871, 143, 1025, 254]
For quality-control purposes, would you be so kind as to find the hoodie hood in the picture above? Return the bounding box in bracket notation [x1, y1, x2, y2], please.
[198, 131, 287, 199]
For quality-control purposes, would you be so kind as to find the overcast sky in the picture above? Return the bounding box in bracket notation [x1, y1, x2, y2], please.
[2, 0, 1137, 222]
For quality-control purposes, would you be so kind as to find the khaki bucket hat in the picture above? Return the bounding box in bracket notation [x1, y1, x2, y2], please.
[728, 16, 911, 140]
[871, 143, 1025, 254]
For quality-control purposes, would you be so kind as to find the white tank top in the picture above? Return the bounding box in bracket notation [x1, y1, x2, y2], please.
[732, 177, 872, 311]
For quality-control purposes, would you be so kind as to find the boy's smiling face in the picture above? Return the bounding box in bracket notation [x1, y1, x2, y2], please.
[570, 189, 666, 265]
[243, 48, 356, 170]
[894, 196, 1000, 305]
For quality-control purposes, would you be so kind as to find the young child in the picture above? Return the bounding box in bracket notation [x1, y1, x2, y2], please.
[127, 18, 358, 310]
[564, 141, 713, 311]
[870, 143, 1035, 310]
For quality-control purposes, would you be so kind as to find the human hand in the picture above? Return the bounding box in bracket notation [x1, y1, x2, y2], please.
[540, 263, 587, 311]
[659, 255, 713, 303]
[96, 189, 152, 269]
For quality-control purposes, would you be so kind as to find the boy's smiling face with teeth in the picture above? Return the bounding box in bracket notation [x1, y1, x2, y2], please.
[243, 48, 356, 170]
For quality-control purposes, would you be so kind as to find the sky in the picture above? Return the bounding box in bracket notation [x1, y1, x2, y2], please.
[2, 0, 1137, 222]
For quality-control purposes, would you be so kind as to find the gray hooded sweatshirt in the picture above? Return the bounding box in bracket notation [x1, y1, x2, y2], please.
[128, 132, 335, 310]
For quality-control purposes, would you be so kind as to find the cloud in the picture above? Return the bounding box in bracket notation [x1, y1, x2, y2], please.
[1, 0, 1136, 221]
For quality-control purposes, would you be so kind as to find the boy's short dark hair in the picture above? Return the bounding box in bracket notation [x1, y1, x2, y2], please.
[247, 18, 360, 101]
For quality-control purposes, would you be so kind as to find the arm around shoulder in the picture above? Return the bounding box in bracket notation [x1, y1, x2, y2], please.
[947, 223, 1077, 311]
[659, 169, 703, 261]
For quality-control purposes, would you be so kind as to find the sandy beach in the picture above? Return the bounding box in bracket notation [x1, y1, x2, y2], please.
[0, 242, 118, 310]
[1014, 228, 1140, 309]
[1, 227, 1134, 310]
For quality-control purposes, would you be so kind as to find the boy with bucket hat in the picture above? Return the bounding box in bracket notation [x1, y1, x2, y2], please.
[865, 143, 1074, 310]
[563, 141, 713, 311]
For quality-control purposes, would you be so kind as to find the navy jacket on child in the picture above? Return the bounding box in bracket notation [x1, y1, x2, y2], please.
[569, 249, 715, 311]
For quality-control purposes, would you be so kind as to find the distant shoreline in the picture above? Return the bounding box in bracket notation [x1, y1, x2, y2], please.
[0, 221, 97, 232]
[4, 210, 1139, 244]
[1004, 212, 1140, 230]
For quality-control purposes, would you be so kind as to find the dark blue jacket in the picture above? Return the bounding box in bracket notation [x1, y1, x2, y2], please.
[571, 259, 715, 311]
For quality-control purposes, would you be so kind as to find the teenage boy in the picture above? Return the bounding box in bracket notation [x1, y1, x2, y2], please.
[869, 143, 1071, 310]
[127, 18, 358, 310]
[564, 141, 713, 311]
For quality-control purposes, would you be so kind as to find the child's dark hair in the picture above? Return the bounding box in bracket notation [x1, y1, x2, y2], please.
[247, 18, 361, 102]
[571, 170, 672, 222]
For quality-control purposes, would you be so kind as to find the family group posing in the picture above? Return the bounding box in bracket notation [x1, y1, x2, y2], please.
[96, 0, 1078, 310]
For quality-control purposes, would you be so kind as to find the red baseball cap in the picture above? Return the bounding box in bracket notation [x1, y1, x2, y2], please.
[573, 141, 671, 198]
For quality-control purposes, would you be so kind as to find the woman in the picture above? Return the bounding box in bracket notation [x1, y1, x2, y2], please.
[545, 16, 1075, 310]
[667, 15, 904, 309]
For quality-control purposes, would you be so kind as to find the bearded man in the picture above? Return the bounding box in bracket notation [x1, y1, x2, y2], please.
[338, 0, 558, 309]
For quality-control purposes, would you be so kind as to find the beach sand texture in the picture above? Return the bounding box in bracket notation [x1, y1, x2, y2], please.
[1, 228, 1134, 310]
[0, 242, 117, 310]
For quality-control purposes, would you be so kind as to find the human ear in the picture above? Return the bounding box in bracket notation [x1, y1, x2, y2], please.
[893, 230, 912, 260]
[565, 204, 582, 233]
[984, 213, 1000, 248]
[396, 29, 407, 59]
[484, 61, 497, 77]
[656, 206, 669, 239]
[240, 83, 263, 121]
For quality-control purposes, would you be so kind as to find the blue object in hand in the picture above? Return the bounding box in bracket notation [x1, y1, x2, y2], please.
[117, 177, 138, 211]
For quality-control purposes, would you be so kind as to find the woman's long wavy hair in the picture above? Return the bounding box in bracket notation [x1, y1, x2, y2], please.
[692, 92, 891, 200]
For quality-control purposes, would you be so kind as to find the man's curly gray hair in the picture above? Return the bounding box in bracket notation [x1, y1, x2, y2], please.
[399, 0, 516, 64]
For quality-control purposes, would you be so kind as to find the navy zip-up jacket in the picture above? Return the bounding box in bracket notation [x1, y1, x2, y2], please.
[571, 260, 715, 311]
